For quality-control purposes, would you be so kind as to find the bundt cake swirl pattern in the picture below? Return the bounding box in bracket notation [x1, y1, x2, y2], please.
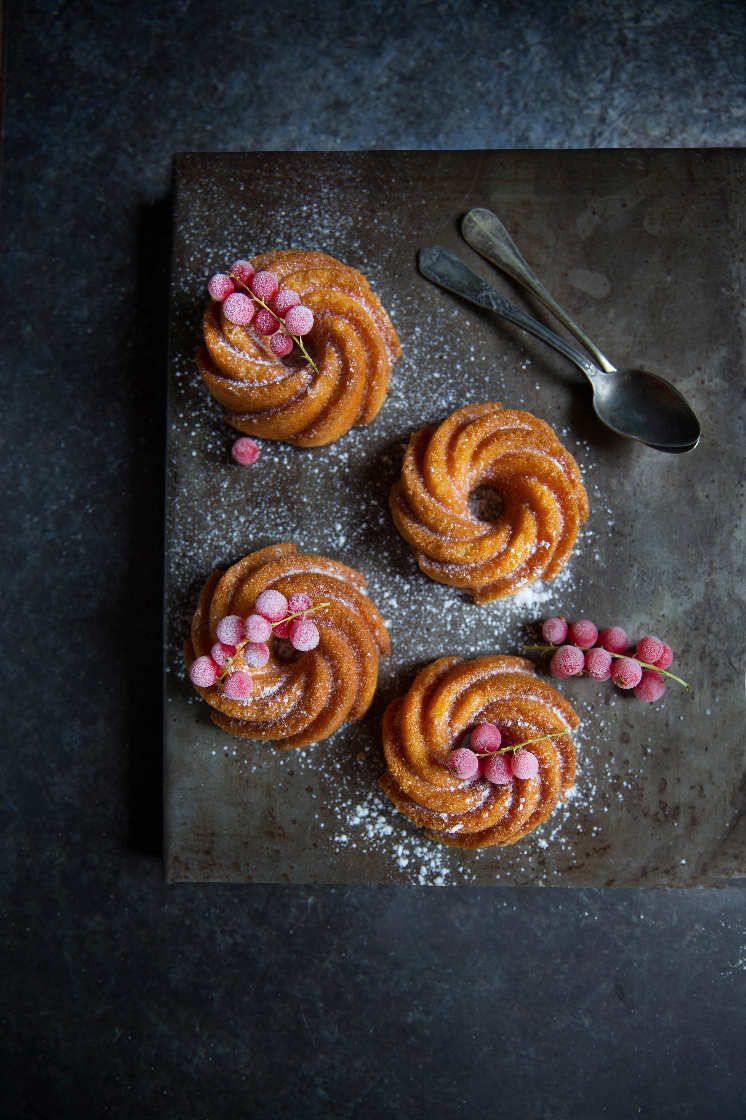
[195, 250, 401, 447]
[390, 403, 589, 603]
[380, 655, 579, 848]
[184, 543, 390, 748]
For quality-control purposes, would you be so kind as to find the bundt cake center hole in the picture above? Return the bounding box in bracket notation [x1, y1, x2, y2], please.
[282, 338, 318, 369]
[468, 486, 504, 522]
[273, 637, 301, 664]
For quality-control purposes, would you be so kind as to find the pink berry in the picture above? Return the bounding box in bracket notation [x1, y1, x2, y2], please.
[611, 657, 643, 690]
[244, 613, 272, 642]
[636, 636, 664, 664]
[471, 722, 502, 753]
[598, 626, 628, 654]
[511, 749, 539, 780]
[210, 641, 236, 667]
[271, 288, 301, 317]
[222, 292, 255, 325]
[229, 260, 255, 287]
[273, 620, 291, 639]
[231, 437, 259, 465]
[634, 670, 666, 702]
[541, 617, 568, 645]
[290, 619, 320, 651]
[216, 615, 246, 645]
[584, 647, 612, 681]
[270, 332, 294, 356]
[447, 747, 480, 780]
[549, 645, 585, 679]
[653, 642, 673, 671]
[284, 305, 314, 336]
[208, 273, 234, 301]
[568, 619, 598, 649]
[251, 270, 279, 302]
[253, 308, 280, 335]
[189, 655, 218, 688]
[483, 753, 512, 784]
[242, 641, 270, 669]
[254, 589, 288, 622]
[223, 670, 253, 702]
[287, 592, 313, 615]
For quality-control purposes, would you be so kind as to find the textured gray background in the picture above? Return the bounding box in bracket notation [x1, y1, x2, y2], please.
[2, 1, 746, 1117]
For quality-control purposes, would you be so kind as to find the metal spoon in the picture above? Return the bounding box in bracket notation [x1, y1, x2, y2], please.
[460, 207, 700, 452]
[417, 245, 700, 453]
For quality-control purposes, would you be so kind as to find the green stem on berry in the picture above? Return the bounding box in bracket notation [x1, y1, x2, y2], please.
[522, 643, 691, 691]
[228, 273, 321, 377]
[473, 729, 569, 757]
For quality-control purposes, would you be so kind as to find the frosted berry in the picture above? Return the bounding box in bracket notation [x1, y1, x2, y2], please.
[229, 260, 255, 287]
[223, 292, 255, 325]
[254, 589, 288, 622]
[584, 647, 612, 681]
[290, 619, 319, 651]
[251, 270, 279, 301]
[208, 273, 234, 301]
[598, 626, 628, 654]
[210, 641, 236, 667]
[542, 617, 568, 645]
[549, 645, 585, 679]
[636, 635, 664, 664]
[273, 620, 291, 639]
[271, 289, 301, 317]
[471, 722, 502, 753]
[270, 332, 294, 356]
[284, 305, 314, 336]
[216, 615, 246, 646]
[231, 437, 259, 465]
[568, 619, 598, 649]
[189, 655, 218, 688]
[653, 642, 673, 671]
[287, 592, 313, 615]
[253, 308, 280, 335]
[483, 753, 512, 784]
[242, 641, 270, 669]
[244, 613, 273, 643]
[223, 670, 253, 702]
[611, 657, 643, 690]
[634, 670, 666, 702]
[511, 749, 539, 780]
[447, 747, 480, 780]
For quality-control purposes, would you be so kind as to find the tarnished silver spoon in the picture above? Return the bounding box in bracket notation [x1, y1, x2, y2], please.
[460, 207, 700, 453]
[417, 245, 700, 453]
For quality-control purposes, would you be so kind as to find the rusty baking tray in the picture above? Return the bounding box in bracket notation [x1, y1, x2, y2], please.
[164, 151, 746, 886]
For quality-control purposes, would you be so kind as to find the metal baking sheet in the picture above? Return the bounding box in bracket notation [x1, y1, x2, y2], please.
[164, 151, 746, 886]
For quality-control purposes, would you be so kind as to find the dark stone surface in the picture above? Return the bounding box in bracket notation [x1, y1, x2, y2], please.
[2, 2, 745, 1117]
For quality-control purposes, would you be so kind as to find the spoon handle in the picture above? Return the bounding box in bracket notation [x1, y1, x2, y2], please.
[461, 207, 616, 374]
[417, 246, 601, 383]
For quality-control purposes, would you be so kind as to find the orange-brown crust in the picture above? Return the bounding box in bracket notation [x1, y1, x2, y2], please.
[379, 655, 579, 848]
[390, 403, 589, 603]
[184, 543, 389, 748]
[196, 250, 401, 447]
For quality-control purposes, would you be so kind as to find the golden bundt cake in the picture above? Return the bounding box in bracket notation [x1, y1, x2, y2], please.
[185, 543, 390, 748]
[195, 250, 401, 447]
[380, 654, 579, 848]
[390, 403, 589, 603]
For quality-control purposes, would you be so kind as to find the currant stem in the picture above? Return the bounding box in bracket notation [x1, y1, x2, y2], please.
[216, 601, 331, 684]
[228, 273, 321, 377]
[473, 729, 568, 757]
[522, 644, 691, 691]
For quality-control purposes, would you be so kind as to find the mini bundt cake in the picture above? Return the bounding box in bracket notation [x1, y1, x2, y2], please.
[390, 403, 589, 603]
[195, 250, 401, 447]
[380, 654, 579, 848]
[185, 543, 390, 748]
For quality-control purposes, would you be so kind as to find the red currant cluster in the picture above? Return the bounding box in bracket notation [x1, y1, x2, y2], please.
[446, 721, 562, 785]
[526, 619, 689, 702]
[208, 261, 317, 364]
[188, 591, 328, 703]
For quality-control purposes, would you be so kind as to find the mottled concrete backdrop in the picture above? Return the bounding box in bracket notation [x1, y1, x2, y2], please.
[2, 2, 746, 1118]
